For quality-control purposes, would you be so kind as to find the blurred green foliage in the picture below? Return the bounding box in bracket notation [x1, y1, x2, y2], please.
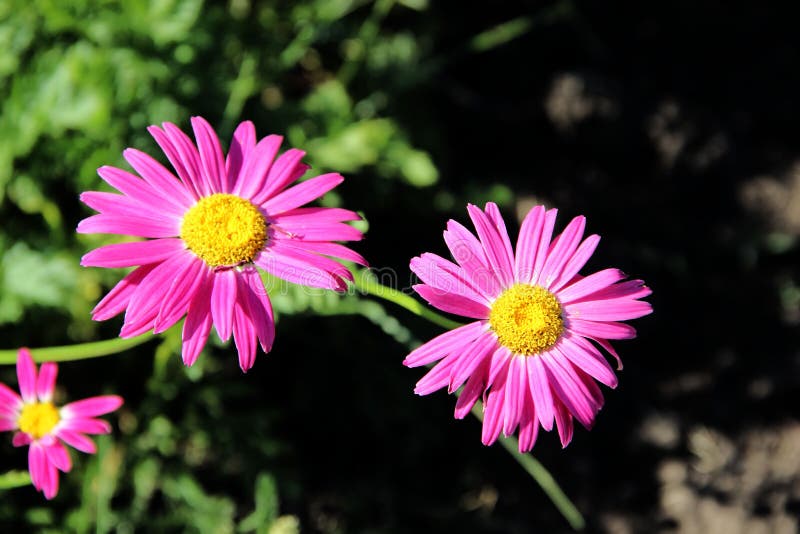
[0, 0, 450, 530]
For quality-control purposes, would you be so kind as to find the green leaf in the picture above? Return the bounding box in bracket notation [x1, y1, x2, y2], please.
[0, 470, 31, 490]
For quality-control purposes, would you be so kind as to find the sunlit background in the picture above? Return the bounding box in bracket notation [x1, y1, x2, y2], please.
[1, 1, 799, 532]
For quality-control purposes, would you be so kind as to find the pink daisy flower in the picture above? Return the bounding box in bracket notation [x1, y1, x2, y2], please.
[0, 349, 123, 499]
[79, 117, 366, 371]
[405, 203, 652, 452]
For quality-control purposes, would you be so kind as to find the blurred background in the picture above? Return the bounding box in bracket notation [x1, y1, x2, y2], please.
[1, 0, 799, 532]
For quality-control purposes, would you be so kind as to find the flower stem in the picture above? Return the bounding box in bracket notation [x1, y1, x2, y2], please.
[470, 403, 586, 530]
[352, 268, 463, 330]
[0, 335, 152, 365]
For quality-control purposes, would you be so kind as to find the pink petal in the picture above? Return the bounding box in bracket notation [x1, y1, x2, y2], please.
[595, 338, 623, 370]
[28, 442, 47, 492]
[61, 396, 123, 419]
[565, 297, 653, 322]
[181, 271, 214, 366]
[255, 243, 350, 291]
[481, 361, 510, 446]
[147, 125, 203, 199]
[567, 319, 637, 340]
[553, 399, 574, 448]
[36, 362, 58, 402]
[526, 355, 555, 431]
[444, 219, 501, 299]
[414, 352, 461, 395]
[538, 215, 585, 288]
[153, 256, 207, 333]
[233, 135, 284, 200]
[13, 432, 32, 447]
[16, 348, 37, 403]
[190, 116, 226, 193]
[403, 321, 487, 367]
[484, 202, 516, 282]
[570, 279, 652, 303]
[79, 191, 180, 225]
[60, 418, 111, 435]
[225, 120, 256, 190]
[162, 122, 208, 197]
[448, 333, 498, 393]
[251, 148, 308, 205]
[541, 349, 597, 429]
[211, 269, 237, 341]
[42, 461, 59, 499]
[122, 148, 194, 208]
[549, 234, 600, 292]
[0, 418, 18, 431]
[91, 264, 156, 321]
[559, 334, 618, 388]
[122, 252, 195, 335]
[514, 205, 546, 283]
[531, 208, 559, 285]
[516, 392, 539, 453]
[411, 253, 489, 306]
[271, 220, 364, 242]
[467, 204, 514, 288]
[77, 213, 180, 238]
[261, 173, 343, 215]
[557, 268, 627, 304]
[240, 268, 276, 353]
[81, 238, 184, 268]
[44, 440, 72, 472]
[413, 284, 490, 319]
[502, 355, 526, 436]
[0, 383, 22, 411]
[454, 355, 491, 419]
[282, 240, 367, 266]
[232, 297, 258, 372]
[97, 165, 188, 216]
[55, 429, 97, 454]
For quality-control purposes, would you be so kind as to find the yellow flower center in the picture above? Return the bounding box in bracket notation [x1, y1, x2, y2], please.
[180, 193, 267, 267]
[18, 402, 60, 440]
[488, 284, 564, 355]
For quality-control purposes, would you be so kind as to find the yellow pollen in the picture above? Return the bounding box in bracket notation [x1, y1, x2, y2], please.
[489, 284, 564, 356]
[180, 193, 267, 267]
[18, 402, 60, 440]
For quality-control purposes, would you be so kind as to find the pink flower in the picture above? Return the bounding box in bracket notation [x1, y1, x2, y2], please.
[0, 349, 123, 499]
[79, 117, 366, 371]
[405, 203, 652, 452]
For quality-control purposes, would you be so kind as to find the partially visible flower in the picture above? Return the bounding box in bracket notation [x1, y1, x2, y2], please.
[79, 117, 366, 371]
[0, 349, 123, 499]
[405, 203, 652, 452]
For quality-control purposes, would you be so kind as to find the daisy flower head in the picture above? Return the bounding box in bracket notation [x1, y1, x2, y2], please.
[79, 117, 366, 371]
[0, 349, 123, 499]
[404, 203, 652, 452]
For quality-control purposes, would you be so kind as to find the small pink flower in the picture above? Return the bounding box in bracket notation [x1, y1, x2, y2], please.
[405, 203, 652, 452]
[79, 117, 366, 371]
[0, 349, 123, 499]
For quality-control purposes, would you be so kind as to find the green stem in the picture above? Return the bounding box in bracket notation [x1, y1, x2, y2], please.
[0, 335, 152, 365]
[470, 404, 585, 530]
[354, 269, 584, 530]
[352, 269, 463, 330]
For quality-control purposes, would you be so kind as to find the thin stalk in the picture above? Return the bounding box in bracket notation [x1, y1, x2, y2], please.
[0, 335, 152, 365]
[470, 404, 586, 530]
[352, 269, 463, 330]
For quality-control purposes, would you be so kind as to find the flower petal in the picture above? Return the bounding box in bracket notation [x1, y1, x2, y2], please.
[411, 253, 489, 306]
[550, 234, 600, 292]
[77, 213, 180, 238]
[467, 204, 514, 287]
[153, 257, 207, 334]
[557, 268, 627, 304]
[44, 440, 72, 473]
[526, 355, 555, 431]
[251, 148, 308, 205]
[97, 165, 188, 216]
[568, 319, 637, 340]
[240, 268, 275, 353]
[191, 116, 226, 193]
[448, 333, 498, 393]
[210, 269, 237, 342]
[255, 242, 350, 291]
[36, 363, 58, 402]
[91, 264, 157, 321]
[413, 284, 490, 319]
[502, 355, 526, 436]
[0, 383, 22, 412]
[60, 418, 111, 435]
[233, 135, 284, 199]
[559, 334, 618, 388]
[61, 396, 123, 418]
[232, 296, 258, 372]
[13, 432, 32, 447]
[514, 205, 546, 283]
[81, 238, 184, 269]
[454, 355, 490, 419]
[122, 148, 194, 208]
[147, 125, 203, 199]
[16, 348, 37, 404]
[403, 321, 487, 367]
[565, 297, 653, 322]
[55, 429, 96, 454]
[261, 173, 343, 215]
[538, 215, 585, 288]
[161, 122, 208, 197]
[181, 270, 214, 367]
